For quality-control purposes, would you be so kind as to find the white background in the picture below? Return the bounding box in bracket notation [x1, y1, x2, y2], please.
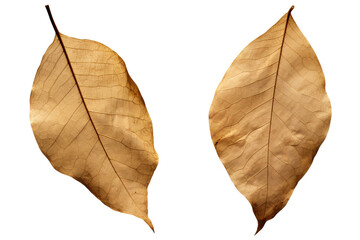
[1, 0, 359, 239]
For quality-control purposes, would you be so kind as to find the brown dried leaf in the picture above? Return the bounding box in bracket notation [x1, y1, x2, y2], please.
[209, 6, 331, 233]
[30, 6, 158, 231]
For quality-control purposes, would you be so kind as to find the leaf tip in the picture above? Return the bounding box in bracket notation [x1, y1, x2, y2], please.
[255, 219, 266, 235]
[144, 217, 155, 233]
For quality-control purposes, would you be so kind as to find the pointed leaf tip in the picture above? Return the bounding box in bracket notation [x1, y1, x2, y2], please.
[255, 219, 266, 235]
[144, 217, 155, 232]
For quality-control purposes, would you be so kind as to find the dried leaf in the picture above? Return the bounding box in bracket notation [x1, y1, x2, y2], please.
[30, 6, 158, 231]
[209, 6, 331, 233]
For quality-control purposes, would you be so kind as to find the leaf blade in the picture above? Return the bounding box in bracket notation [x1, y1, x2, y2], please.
[209, 6, 331, 233]
[30, 33, 158, 231]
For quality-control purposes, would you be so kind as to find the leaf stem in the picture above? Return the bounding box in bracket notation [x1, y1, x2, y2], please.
[289, 5, 295, 14]
[45, 5, 62, 40]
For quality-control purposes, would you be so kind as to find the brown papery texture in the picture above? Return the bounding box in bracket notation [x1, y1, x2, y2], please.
[209, 6, 331, 233]
[30, 26, 158, 229]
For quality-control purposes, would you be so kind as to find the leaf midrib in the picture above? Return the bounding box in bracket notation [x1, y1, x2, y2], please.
[48, 26, 141, 214]
[263, 7, 294, 220]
